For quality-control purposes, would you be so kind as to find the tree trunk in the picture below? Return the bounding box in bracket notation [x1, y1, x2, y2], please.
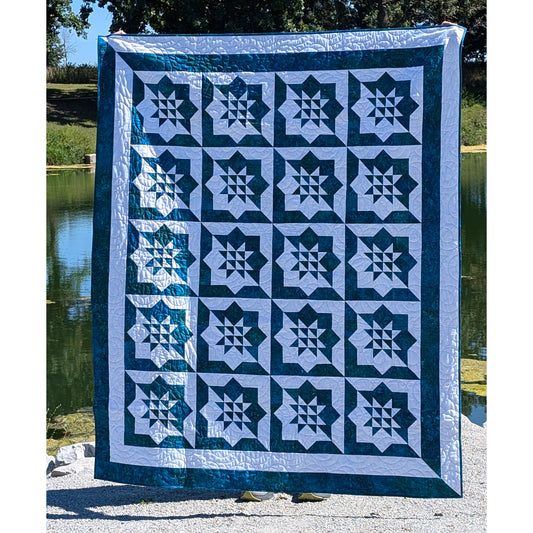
[377, 0, 389, 28]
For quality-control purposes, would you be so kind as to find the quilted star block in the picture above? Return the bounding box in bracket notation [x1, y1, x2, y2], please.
[345, 224, 421, 301]
[132, 71, 202, 146]
[124, 370, 196, 448]
[273, 148, 346, 223]
[200, 223, 272, 299]
[202, 148, 273, 223]
[196, 373, 270, 451]
[197, 298, 271, 374]
[271, 299, 344, 376]
[344, 378, 420, 457]
[348, 68, 423, 146]
[346, 147, 421, 223]
[129, 145, 202, 220]
[275, 71, 347, 146]
[127, 220, 201, 295]
[271, 376, 344, 454]
[345, 301, 420, 379]
[125, 295, 198, 372]
[203, 73, 275, 146]
[273, 224, 345, 300]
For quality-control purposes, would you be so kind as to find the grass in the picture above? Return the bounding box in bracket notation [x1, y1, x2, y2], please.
[47, 83, 97, 129]
[47, 123, 97, 166]
[46, 407, 95, 456]
[461, 358, 487, 397]
[47, 82, 98, 165]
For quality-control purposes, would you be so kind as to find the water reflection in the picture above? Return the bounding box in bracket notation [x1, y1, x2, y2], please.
[46, 154, 487, 424]
[47, 169, 94, 414]
[461, 153, 487, 361]
[461, 390, 487, 427]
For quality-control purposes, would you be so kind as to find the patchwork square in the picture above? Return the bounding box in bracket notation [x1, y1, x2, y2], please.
[271, 299, 344, 376]
[124, 370, 197, 448]
[94, 27, 464, 497]
[348, 68, 423, 146]
[132, 71, 202, 146]
[197, 298, 271, 374]
[203, 72, 275, 146]
[196, 373, 270, 451]
[345, 224, 421, 301]
[202, 148, 273, 222]
[345, 301, 420, 379]
[273, 148, 346, 223]
[346, 146, 421, 223]
[273, 224, 345, 300]
[129, 145, 202, 220]
[275, 71, 347, 146]
[200, 223, 272, 298]
[271, 376, 344, 453]
[127, 220, 201, 295]
[125, 295, 198, 372]
[344, 378, 421, 457]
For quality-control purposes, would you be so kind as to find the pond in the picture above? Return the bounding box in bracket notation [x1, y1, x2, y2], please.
[46, 153, 487, 424]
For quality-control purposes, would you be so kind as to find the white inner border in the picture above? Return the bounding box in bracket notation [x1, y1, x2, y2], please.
[105, 26, 464, 489]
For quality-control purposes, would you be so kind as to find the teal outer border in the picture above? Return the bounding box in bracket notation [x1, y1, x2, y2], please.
[92, 36, 115, 469]
[92, 29, 463, 498]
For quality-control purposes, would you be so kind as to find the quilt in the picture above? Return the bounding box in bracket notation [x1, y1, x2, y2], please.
[92, 25, 465, 498]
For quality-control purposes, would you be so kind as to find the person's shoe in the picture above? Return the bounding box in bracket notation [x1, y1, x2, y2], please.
[298, 492, 331, 502]
[240, 491, 274, 502]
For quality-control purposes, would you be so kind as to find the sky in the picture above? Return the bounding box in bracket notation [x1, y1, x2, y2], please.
[68, 0, 113, 65]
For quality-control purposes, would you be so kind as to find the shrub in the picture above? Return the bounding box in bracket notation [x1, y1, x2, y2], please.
[47, 64, 98, 84]
[47, 124, 97, 165]
[461, 97, 487, 146]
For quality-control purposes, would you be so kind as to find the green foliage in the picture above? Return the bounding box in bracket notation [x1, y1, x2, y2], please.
[461, 97, 487, 146]
[47, 124, 97, 165]
[47, 0, 93, 66]
[463, 61, 486, 101]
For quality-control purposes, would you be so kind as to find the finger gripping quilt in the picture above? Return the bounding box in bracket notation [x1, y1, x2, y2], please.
[92, 25, 465, 497]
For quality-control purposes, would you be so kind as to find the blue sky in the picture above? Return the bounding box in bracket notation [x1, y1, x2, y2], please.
[69, 0, 113, 65]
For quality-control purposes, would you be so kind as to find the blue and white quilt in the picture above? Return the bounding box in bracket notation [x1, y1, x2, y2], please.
[92, 26, 465, 497]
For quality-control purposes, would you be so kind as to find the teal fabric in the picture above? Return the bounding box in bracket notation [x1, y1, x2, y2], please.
[92, 26, 465, 497]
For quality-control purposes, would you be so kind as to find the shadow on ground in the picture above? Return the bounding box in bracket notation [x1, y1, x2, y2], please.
[47, 484, 242, 521]
[47, 484, 446, 524]
[47, 86, 97, 127]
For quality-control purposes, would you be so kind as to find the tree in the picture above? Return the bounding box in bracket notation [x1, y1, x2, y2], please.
[60, 28, 78, 66]
[47, 0, 93, 66]
[87, 1, 359, 34]
[88, 0, 485, 63]
[456, 0, 486, 62]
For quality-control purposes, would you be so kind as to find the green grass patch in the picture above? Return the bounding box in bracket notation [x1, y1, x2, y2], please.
[461, 358, 487, 397]
[47, 83, 97, 99]
[47, 407, 95, 456]
[47, 123, 97, 166]
[47, 83, 97, 129]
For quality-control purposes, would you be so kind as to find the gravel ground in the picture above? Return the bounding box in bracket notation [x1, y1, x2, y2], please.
[46, 415, 486, 533]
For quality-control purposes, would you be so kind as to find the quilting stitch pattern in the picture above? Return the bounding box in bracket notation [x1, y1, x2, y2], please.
[94, 28, 463, 497]
[128, 66, 422, 455]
